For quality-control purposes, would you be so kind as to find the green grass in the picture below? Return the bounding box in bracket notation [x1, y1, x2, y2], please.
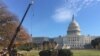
[18, 49, 100, 56]
[72, 50, 100, 56]
[18, 50, 39, 56]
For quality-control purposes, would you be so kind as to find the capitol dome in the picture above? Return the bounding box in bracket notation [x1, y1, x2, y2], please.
[67, 15, 81, 35]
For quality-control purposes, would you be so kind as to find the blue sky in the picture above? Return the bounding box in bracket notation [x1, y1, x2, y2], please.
[2, 0, 100, 37]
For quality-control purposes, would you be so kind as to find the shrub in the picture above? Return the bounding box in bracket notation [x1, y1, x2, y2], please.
[17, 44, 32, 51]
[58, 49, 73, 56]
[39, 50, 51, 56]
[39, 49, 73, 56]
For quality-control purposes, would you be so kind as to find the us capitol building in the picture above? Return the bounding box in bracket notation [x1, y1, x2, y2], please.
[54, 16, 95, 49]
[33, 16, 96, 49]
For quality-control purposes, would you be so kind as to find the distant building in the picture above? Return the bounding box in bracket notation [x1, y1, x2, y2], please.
[32, 16, 96, 49]
[32, 37, 49, 49]
[54, 15, 95, 49]
[33, 37, 49, 44]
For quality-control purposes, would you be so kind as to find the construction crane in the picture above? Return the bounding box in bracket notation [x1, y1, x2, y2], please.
[7, 0, 34, 56]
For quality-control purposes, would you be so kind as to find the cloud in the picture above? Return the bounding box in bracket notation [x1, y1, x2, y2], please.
[52, 7, 73, 22]
[52, 0, 100, 23]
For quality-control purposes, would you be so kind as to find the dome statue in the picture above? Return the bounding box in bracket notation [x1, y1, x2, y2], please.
[67, 15, 81, 35]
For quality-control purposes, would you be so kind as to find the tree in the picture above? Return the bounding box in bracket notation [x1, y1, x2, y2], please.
[0, 2, 31, 47]
[84, 44, 92, 49]
[49, 40, 57, 50]
[91, 37, 100, 49]
[42, 41, 57, 50]
[42, 41, 50, 50]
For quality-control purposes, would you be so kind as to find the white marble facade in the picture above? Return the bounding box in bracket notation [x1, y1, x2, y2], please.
[54, 16, 94, 49]
[62, 35, 94, 49]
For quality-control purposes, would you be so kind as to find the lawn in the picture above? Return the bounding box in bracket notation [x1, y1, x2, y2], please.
[18, 50, 39, 56]
[72, 49, 100, 56]
[19, 49, 100, 56]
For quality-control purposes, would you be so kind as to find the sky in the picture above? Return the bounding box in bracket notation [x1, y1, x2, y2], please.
[2, 0, 100, 37]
